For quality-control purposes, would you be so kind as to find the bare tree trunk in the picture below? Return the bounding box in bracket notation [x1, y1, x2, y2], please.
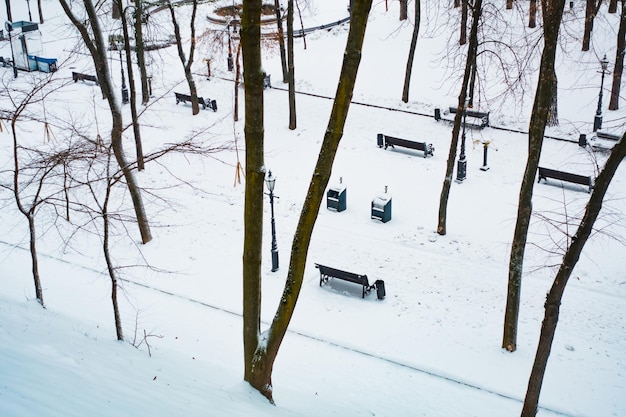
[400, 0, 408, 20]
[119, 2, 145, 171]
[60, 0, 152, 244]
[502, 0, 565, 353]
[234, 42, 242, 121]
[402, 0, 421, 103]
[438, 0, 482, 236]
[243, 0, 373, 403]
[37, 0, 44, 23]
[169, 0, 200, 115]
[583, 0, 602, 51]
[5, 0, 12, 21]
[609, 0, 625, 110]
[547, 70, 558, 126]
[521, 134, 626, 417]
[609, 0, 618, 13]
[274, 0, 288, 83]
[507, 0, 514, 9]
[460, 0, 468, 45]
[454, 0, 460, 7]
[241, 0, 266, 399]
[529, 0, 538, 27]
[134, 0, 150, 105]
[287, 0, 296, 129]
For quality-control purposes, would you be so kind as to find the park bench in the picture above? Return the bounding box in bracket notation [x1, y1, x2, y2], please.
[537, 167, 594, 193]
[377, 133, 434, 158]
[174, 92, 218, 112]
[316, 263, 385, 299]
[72, 71, 99, 85]
[596, 131, 622, 141]
[434, 107, 490, 129]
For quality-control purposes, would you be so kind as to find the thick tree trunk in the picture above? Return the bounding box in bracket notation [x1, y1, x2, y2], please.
[28, 215, 43, 306]
[529, 0, 538, 28]
[609, 1, 625, 110]
[288, 0, 296, 129]
[274, 0, 289, 83]
[582, 0, 602, 51]
[402, 0, 421, 103]
[244, 0, 373, 403]
[502, 0, 564, 353]
[437, 0, 482, 236]
[547, 70, 558, 126]
[241, 0, 266, 400]
[134, 0, 150, 105]
[609, 0, 619, 13]
[400, 0, 408, 20]
[521, 134, 626, 417]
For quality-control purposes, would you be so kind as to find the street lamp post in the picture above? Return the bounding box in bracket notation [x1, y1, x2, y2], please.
[117, 40, 129, 105]
[265, 171, 279, 272]
[456, 102, 468, 183]
[593, 54, 610, 132]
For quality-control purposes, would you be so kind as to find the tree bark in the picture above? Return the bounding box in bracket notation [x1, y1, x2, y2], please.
[609, 0, 619, 13]
[119, 2, 145, 171]
[437, 0, 482, 236]
[243, 0, 373, 403]
[287, 0, 297, 129]
[521, 133, 626, 417]
[460, 0, 468, 45]
[400, 0, 408, 20]
[402, 0, 421, 103]
[59, 0, 152, 244]
[274, 0, 289, 83]
[134, 0, 150, 105]
[547, 70, 558, 126]
[582, 0, 602, 51]
[169, 0, 200, 115]
[609, 0, 625, 110]
[241, 0, 266, 400]
[37, 0, 44, 23]
[529, 0, 538, 28]
[502, 0, 564, 353]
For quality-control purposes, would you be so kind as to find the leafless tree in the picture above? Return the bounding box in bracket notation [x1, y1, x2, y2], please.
[609, 0, 625, 110]
[59, 0, 153, 244]
[402, 0, 421, 103]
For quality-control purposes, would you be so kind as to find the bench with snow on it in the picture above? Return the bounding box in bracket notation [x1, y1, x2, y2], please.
[315, 263, 385, 300]
[174, 92, 217, 112]
[72, 71, 99, 85]
[595, 131, 622, 141]
[537, 167, 594, 193]
[434, 106, 490, 129]
[377, 134, 434, 158]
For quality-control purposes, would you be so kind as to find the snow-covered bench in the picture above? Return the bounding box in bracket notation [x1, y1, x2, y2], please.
[538, 167, 594, 193]
[377, 134, 434, 158]
[315, 263, 385, 299]
[174, 92, 217, 112]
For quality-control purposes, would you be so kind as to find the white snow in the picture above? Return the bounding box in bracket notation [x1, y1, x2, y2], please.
[1, 1, 625, 417]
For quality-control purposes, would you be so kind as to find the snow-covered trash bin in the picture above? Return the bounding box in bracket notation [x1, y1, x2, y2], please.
[371, 187, 391, 223]
[327, 180, 347, 212]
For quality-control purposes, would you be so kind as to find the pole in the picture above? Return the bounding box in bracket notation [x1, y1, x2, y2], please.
[594, 58, 608, 132]
[456, 108, 468, 182]
[269, 190, 279, 272]
[118, 44, 129, 104]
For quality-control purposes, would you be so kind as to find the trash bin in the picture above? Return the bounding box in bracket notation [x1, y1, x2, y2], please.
[375, 280, 386, 300]
[35, 56, 58, 73]
[371, 193, 391, 223]
[327, 184, 347, 212]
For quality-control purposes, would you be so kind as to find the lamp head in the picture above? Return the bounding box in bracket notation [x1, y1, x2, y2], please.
[265, 170, 276, 192]
[601, 54, 609, 71]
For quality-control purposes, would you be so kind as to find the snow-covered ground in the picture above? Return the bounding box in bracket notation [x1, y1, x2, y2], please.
[1, 1, 625, 416]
